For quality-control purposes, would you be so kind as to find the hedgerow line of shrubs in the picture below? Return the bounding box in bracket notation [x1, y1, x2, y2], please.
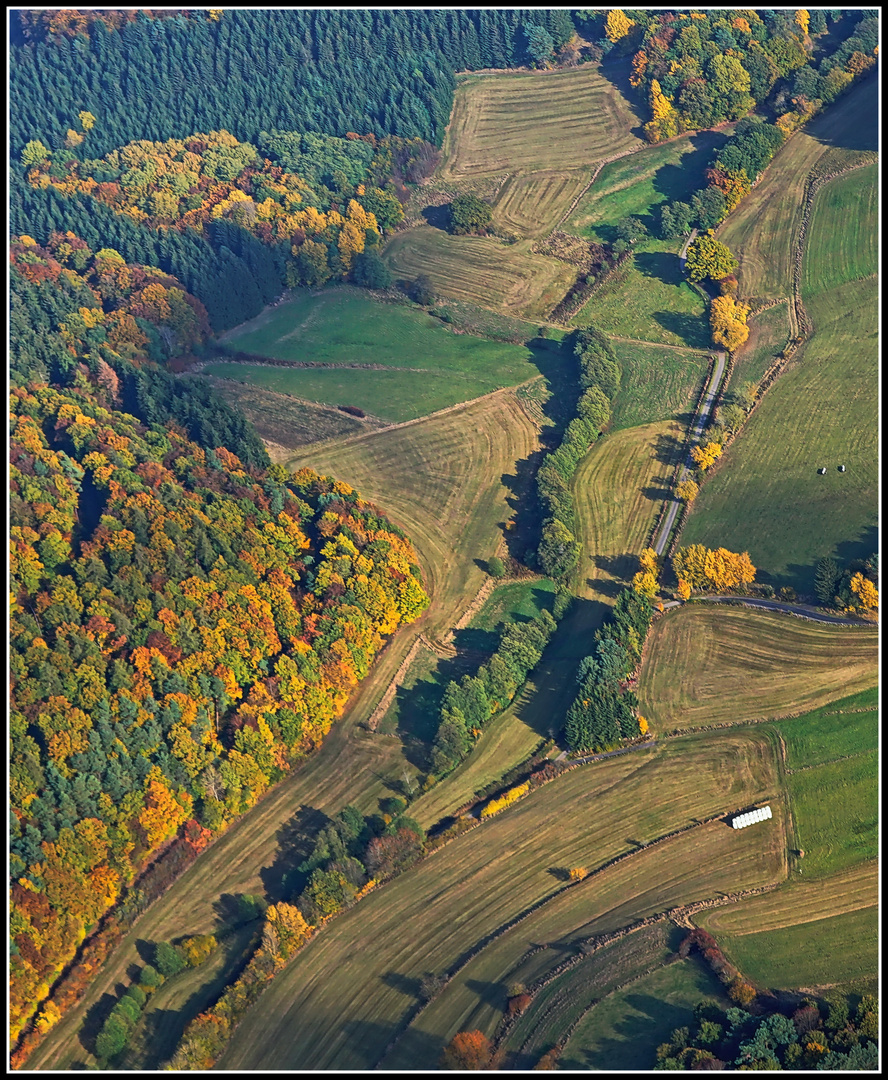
[563, 587, 653, 754]
[535, 327, 619, 581]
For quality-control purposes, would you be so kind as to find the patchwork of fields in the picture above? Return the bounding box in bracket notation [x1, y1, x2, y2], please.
[36, 54, 878, 1074]
[684, 150, 878, 593]
[218, 731, 784, 1070]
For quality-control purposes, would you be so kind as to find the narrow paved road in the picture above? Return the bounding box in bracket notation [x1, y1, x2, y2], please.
[678, 227, 698, 267]
[662, 596, 875, 627]
[652, 348, 726, 555]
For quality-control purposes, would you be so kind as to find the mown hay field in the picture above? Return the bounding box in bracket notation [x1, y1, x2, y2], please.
[218, 729, 782, 1071]
[565, 129, 729, 242]
[700, 861, 877, 938]
[711, 905, 878, 991]
[716, 76, 878, 301]
[440, 64, 642, 179]
[385, 805, 785, 1068]
[384, 227, 575, 321]
[573, 240, 710, 349]
[559, 957, 730, 1071]
[410, 418, 686, 826]
[609, 341, 709, 430]
[573, 419, 684, 603]
[802, 162, 878, 298]
[203, 375, 372, 453]
[283, 389, 538, 644]
[681, 275, 877, 594]
[637, 606, 878, 732]
[491, 169, 590, 238]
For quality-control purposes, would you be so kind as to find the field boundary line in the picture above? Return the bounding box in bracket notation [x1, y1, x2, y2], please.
[784, 749, 875, 776]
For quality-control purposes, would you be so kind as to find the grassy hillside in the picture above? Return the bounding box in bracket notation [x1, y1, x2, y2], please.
[383, 227, 575, 321]
[572, 239, 710, 349]
[204, 288, 550, 421]
[682, 146, 878, 593]
[281, 389, 539, 640]
[609, 340, 709, 430]
[565, 129, 729, 243]
[440, 65, 642, 178]
[637, 606, 877, 732]
[716, 75, 878, 302]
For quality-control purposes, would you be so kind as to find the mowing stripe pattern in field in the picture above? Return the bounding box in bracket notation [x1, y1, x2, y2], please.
[282, 389, 538, 641]
[699, 861, 876, 937]
[441, 65, 642, 179]
[383, 809, 785, 1068]
[216, 731, 780, 1070]
[491, 169, 591, 238]
[383, 227, 576, 320]
[802, 163, 878, 299]
[637, 606, 877, 732]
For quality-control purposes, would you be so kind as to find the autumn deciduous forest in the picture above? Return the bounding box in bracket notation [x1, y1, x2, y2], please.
[9, 378, 428, 1038]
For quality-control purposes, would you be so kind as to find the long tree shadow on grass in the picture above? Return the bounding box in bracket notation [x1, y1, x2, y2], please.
[592, 57, 647, 142]
[558, 987, 698, 1071]
[650, 131, 731, 205]
[258, 805, 332, 904]
[337, 1019, 420, 1069]
[421, 203, 452, 231]
[649, 308, 710, 351]
[78, 991, 120, 1055]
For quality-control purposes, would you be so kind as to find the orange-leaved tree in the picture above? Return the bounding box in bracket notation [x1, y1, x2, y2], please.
[441, 1030, 497, 1070]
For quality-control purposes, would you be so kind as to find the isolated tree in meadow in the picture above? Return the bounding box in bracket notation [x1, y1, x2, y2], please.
[449, 193, 492, 236]
[487, 555, 505, 579]
[409, 274, 435, 306]
[441, 1029, 496, 1070]
[615, 215, 648, 243]
[685, 236, 739, 284]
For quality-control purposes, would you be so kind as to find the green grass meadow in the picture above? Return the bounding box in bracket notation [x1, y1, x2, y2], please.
[609, 340, 709, 430]
[802, 163, 878, 299]
[565, 129, 731, 243]
[207, 287, 550, 421]
[573, 239, 710, 350]
[786, 751, 877, 879]
[718, 906, 877, 990]
[559, 959, 729, 1071]
[774, 687, 878, 771]
[728, 301, 791, 392]
[681, 273, 877, 594]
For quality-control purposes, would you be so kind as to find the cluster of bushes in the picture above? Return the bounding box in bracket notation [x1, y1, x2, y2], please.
[563, 588, 653, 753]
[429, 609, 560, 777]
[814, 551, 878, 612]
[660, 118, 787, 237]
[293, 803, 425, 924]
[92, 935, 220, 1063]
[536, 328, 620, 579]
[479, 781, 530, 819]
[655, 986, 879, 1071]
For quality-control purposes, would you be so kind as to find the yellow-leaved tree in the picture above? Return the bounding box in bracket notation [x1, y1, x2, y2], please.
[690, 442, 722, 471]
[676, 479, 699, 503]
[710, 295, 751, 352]
[676, 579, 692, 601]
[850, 572, 878, 611]
[605, 10, 635, 43]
